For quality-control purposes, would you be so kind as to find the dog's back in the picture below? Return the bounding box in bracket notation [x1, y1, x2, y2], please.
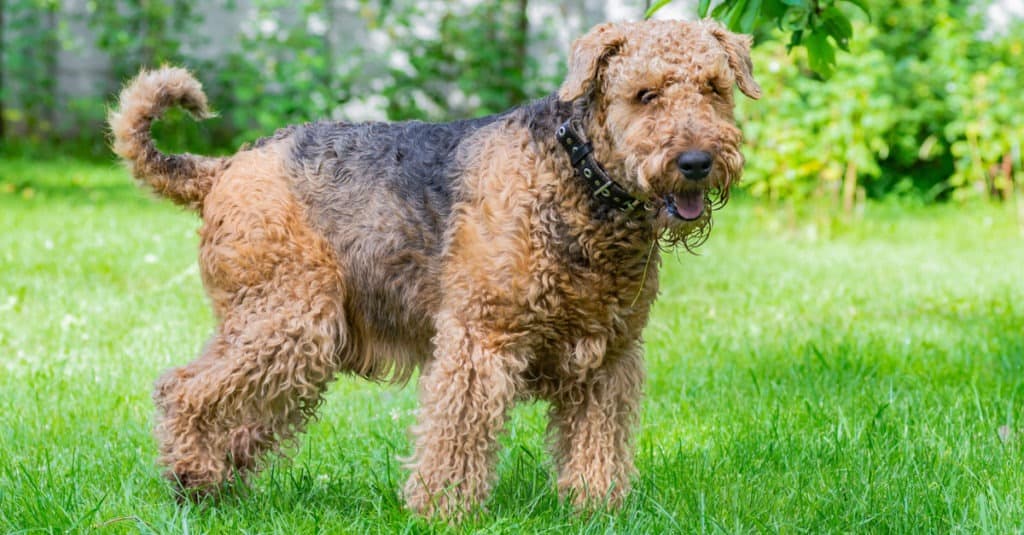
[275, 115, 515, 370]
[284, 116, 501, 253]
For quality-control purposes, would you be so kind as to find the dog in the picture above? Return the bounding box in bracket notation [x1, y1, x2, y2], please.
[109, 18, 760, 517]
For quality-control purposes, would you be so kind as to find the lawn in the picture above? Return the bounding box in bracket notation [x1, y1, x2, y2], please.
[1, 158, 1022, 533]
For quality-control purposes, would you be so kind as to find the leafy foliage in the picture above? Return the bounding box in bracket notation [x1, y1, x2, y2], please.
[0, 0, 1021, 204]
[85, 0, 203, 85]
[2, 0, 59, 145]
[737, 24, 895, 207]
[736, 0, 1023, 205]
[648, 0, 870, 78]
[376, 0, 540, 121]
[213, 0, 362, 147]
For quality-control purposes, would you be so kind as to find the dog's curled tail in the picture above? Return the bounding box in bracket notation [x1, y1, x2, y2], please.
[109, 66, 224, 210]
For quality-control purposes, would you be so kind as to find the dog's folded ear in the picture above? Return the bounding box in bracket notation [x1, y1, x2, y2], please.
[558, 23, 626, 103]
[708, 23, 762, 100]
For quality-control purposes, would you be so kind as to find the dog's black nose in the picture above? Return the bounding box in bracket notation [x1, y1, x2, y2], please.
[677, 151, 713, 180]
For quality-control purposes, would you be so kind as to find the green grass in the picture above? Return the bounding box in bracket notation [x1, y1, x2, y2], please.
[2, 158, 1023, 533]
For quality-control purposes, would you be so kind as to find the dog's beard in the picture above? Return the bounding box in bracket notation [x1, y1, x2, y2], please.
[658, 193, 713, 252]
[656, 181, 735, 252]
[634, 150, 739, 252]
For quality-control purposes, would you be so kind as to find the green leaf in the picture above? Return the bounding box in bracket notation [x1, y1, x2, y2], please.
[781, 5, 811, 31]
[645, 0, 674, 19]
[762, 0, 789, 22]
[727, 0, 750, 31]
[842, 0, 872, 21]
[804, 30, 837, 78]
[787, 29, 804, 51]
[711, 1, 733, 19]
[821, 7, 853, 39]
[698, 0, 712, 18]
[739, 0, 763, 33]
[821, 6, 853, 51]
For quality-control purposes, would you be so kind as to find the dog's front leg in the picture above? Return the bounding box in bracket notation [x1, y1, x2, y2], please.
[548, 342, 644, 509]
[403, 311, 527, 518]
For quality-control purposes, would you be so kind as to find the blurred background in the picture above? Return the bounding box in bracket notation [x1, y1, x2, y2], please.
[0, 0, 1021, 210]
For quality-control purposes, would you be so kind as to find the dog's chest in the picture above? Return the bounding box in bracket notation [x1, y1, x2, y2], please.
[522, 217, 657, 356]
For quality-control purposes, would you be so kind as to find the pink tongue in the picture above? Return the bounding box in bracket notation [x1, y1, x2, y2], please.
[674, 191, 704, 219]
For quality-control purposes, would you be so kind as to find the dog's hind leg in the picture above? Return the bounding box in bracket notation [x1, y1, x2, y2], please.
[153, 278, 343, 497]
[151, 145, 347, 498]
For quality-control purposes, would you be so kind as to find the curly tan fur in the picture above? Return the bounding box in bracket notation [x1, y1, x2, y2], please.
[109, 19, 759, 518]
[108, 67, 228, 210]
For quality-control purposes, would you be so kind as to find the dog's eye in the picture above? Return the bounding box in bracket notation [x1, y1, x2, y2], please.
[636, 89, 658, 104]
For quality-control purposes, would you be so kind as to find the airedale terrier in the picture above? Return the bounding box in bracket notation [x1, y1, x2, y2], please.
[109, 19, 759, 517]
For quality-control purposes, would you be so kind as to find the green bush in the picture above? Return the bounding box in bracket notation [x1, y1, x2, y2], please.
[737, 1, 1023, 206]
[738, 24, 895, 207]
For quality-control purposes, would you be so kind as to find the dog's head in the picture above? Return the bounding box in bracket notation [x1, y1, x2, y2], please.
[559, 19, 760, 249]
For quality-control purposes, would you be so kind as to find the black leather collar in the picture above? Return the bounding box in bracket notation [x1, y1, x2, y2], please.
[556, 119, 644, 214]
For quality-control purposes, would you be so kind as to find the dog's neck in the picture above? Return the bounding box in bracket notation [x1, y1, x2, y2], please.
[522, 95, 658, 248]
[555, 118, 645, 215]
[520, 97, 644, 222]
[518, 94, 656, 231]
[505, 95, 661, 300]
